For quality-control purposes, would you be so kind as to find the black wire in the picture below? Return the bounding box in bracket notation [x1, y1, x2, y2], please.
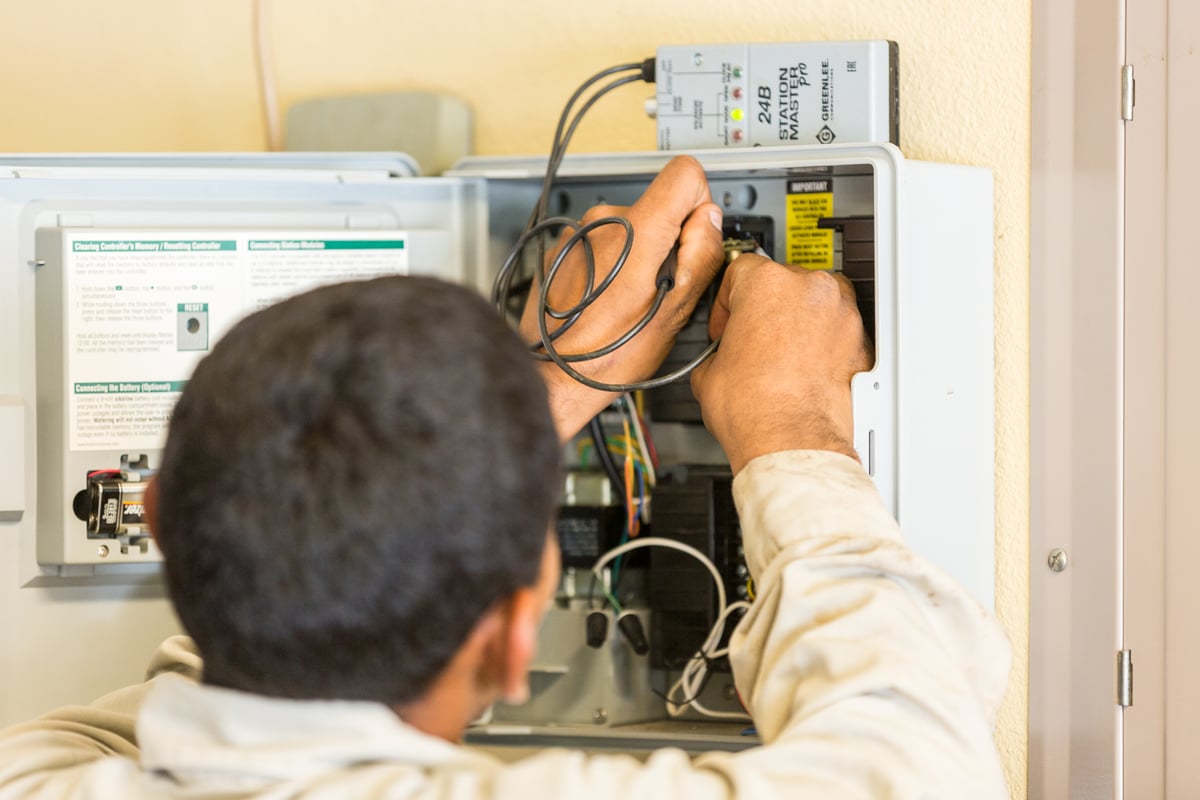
[493, 64, 644, 314]
[496, 208, 720, 392]
[588, 415, 625, 498]
[652, 657, 718, 707]
[522, 65, 647, 309]
[586, 569, 602, 610]
[535, 64, 645, 227]
[491, 60, 721, 394]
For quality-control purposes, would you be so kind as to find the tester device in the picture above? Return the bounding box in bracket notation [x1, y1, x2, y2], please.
[654, 41, 899, 150]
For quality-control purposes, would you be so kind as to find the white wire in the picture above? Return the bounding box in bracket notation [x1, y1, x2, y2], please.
[665, 600, 751, 721]
[591, 538, 750, 720]
[252, 0, 283, 151]
[591, 536, 726, 614]
[623, 393, 656, 489]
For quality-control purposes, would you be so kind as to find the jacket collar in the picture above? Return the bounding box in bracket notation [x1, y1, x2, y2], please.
[137, 675, 497, 785]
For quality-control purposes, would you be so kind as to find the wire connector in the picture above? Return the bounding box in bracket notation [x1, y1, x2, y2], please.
[639, 57, 656, 83]
[586, 610, 609, 649]
[617, 611, 650, 655]
[655, 245, 678, 291]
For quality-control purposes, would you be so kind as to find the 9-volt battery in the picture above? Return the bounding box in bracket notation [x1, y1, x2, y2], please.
[654, 41, 898, 150]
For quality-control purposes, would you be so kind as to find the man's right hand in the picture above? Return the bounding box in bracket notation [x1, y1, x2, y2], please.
[690, 255, 873, 474]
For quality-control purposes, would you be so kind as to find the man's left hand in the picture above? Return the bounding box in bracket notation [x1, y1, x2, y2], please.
[521, 155, 725, 441]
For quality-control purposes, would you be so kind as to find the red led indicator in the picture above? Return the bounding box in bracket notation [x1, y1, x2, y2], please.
[732, 87, 743, 99]
[732, 129, 745, 142]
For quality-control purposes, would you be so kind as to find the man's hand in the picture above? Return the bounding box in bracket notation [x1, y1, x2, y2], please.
[690, 255, 873, 474]
[522, 156, 725, 442]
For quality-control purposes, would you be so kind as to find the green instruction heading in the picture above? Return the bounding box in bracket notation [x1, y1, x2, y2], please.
[74, 381, 188, 395]
[72, 240, 236, 253]
[247, 239, 406, 251]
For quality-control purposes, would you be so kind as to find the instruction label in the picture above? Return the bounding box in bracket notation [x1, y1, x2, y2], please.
[63, 231, 408, 451]
[785, 178, 834, 269]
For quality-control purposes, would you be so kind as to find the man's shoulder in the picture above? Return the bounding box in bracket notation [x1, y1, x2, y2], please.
[144, 635, 202, 682]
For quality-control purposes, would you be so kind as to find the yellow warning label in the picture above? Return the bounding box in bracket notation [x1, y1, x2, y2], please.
[786, 179, 834, 269]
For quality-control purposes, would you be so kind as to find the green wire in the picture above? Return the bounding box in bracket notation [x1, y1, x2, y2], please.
[604, 588, 623, 614]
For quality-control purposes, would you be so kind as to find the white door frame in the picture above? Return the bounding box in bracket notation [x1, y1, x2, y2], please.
[1122, 0, 1166, 795]
[1160, 3, 1200, 790]
[1029, 0, 1127, 796]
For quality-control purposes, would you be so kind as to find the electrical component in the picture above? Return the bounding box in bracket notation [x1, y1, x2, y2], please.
[647, 466, 745, 672]
[557, 505, 626, 569]
[818, 214, 877, 339]
[448, 139, 999, 744]
[654, 41, 899, 150]
[590, 533, 749, 720]
[721, 214, 775, 262]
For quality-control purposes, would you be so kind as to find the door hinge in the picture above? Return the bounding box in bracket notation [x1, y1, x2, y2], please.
[1121, 65, 1135, 121]
[1118, 649, 1133, 707]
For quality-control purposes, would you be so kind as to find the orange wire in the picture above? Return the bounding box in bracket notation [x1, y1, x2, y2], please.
[623, 416, 638, 536]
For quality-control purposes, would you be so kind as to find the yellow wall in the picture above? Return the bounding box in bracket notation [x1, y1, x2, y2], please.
[0, 0, 1030, 795]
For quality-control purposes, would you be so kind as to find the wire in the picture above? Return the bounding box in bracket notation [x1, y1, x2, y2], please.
[536, 71, 646, 227]
[588, 415, 625, 500]
[652, 663, 715, 707]
[576, 438, 649, 474]
[604, 589, 623, 614]
[86, 469, 122, 479]
[586, 569, 622, 614]
[532, 238, 720, 392]
[491, 59, 720, 394]
[664, 601, 752, 721]
[632, 393, 661, 471]
[591, 537, 752, 721]
[534, 63, 649, 228]
[591, 537, 727, 623]
[635, 461, 647, 528]
[492, 61, 646, 314]
[252, 0, 282, 151]
[622, 414, 637, 536]
[624, 393, 657, 488]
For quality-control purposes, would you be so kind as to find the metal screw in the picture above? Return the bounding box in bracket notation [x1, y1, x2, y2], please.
[693, 53, 703, 66]
[724, 683, 738, 700]
[1047, 548, 1068, 572]
[97, 545, 109, 558]
[592, 708, 608, 725]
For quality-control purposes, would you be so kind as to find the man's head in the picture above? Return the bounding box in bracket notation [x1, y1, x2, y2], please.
[153, 276, 561, 713]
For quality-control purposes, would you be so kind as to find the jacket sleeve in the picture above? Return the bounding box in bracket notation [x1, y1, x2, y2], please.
[487, 450, 1011, 800]
[0, 635, 201, 798]
[717, 450, 1010, 795]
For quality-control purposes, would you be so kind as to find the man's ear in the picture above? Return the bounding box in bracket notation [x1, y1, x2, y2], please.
[495, 587, 543, 705]
[144, 475, 160, 548]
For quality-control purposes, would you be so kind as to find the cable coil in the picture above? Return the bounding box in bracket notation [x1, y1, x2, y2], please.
[491, 60, 717, 393]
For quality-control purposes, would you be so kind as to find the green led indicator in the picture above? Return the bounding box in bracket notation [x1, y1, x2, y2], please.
[730, 108, 745, 122]
[732, 66, 744, 78]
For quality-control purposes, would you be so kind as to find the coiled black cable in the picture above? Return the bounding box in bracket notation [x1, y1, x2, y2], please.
[491, 59, 719, 394]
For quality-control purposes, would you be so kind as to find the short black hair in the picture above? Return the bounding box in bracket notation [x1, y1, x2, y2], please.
[155, 276, 561, 705]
